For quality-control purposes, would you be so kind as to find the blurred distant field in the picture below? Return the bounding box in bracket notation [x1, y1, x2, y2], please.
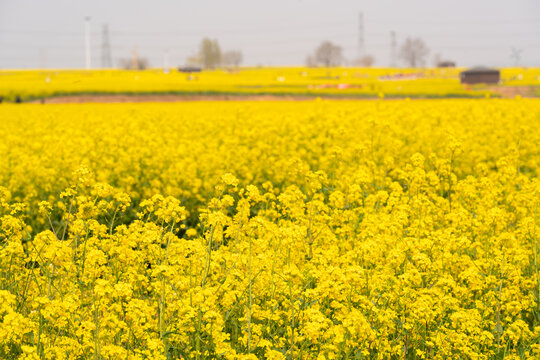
[1, 67, 539, 102]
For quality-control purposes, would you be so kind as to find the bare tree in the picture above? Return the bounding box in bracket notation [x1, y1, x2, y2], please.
[222, 50, 243, 67]
[199, 38, 222, 69]
[399, 37, 429, 67]
[352, 55, 375, 67]
[137, 58, 150, 70]
[305, 55, 316, 67]
[118, 57, 150, 70]
[314, 41, 343, 67]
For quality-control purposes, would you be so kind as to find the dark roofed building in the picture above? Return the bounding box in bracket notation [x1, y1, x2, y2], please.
[178, 66, 202, 73]
[460, 67, 500, 85]
[437, 61, 456, 68]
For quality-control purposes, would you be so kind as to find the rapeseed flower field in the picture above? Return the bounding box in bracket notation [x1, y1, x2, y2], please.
[1, 67, 539, 102]
[0, 99, 539, 359]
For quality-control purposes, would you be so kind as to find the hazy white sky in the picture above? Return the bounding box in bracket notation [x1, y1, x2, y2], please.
[1, 0, 539, 69]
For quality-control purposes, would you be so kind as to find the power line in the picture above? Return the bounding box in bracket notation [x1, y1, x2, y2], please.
[2, 29, 538, 53]
[2, 16, 538, 37]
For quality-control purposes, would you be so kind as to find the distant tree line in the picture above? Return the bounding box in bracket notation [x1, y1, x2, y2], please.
[117, 36, 438, 71]
[305, 37, 433, 68]
[118, 50, 150, 70]
[190, 36, 434, 69]
[186, 38, 243, 69]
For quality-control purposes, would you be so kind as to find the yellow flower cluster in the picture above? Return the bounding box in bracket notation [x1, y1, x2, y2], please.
[1, 67, 539, 102]
[0, 99, 539, 359]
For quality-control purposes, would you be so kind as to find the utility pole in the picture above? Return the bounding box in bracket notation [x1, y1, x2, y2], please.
[101, 24, 112, 68]
[510, 47, 522, 67]
[85, 16, 91, 69]
[358, 12, 365, 58]
[390, 31, 397, 67]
